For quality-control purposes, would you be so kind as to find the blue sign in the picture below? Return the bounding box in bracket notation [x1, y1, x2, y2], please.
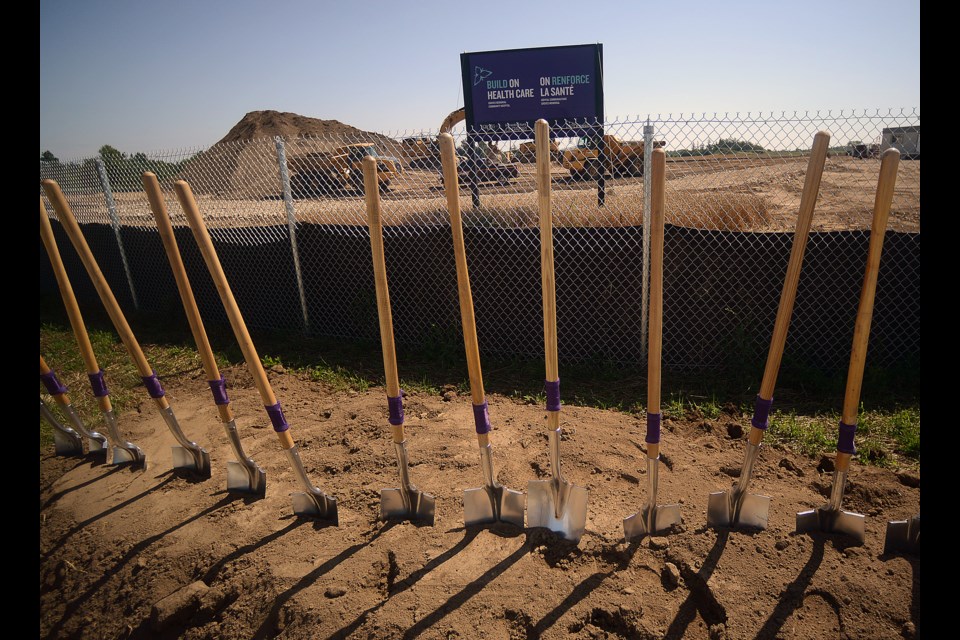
[460, 44, 604, 141]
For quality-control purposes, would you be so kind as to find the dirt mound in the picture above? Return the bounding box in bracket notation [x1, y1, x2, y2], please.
[40, 366, 920, 639]
[179, 111, 403, 199]
[216, 111, 385, 146]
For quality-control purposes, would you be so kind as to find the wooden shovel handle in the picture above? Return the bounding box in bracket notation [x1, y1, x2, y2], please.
[536, 120, 561, 432]
[39, 200, 111, 412]
[647, 149, 666, 416]
[842, 149, 899, 426]
[172, 181, 294, 446]
[143, 173, 232, 423]
[363, 157, 404, 444]
[41, 181, 167, 409]
[39, 198, 103, 377]
[747, 132, 830, 446]
[758, 132, 830, 400]
[439, 134, 487, 409]
[39, 355, 52, 375]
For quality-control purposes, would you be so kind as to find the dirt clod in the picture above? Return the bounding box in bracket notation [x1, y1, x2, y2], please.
[324, 585, 347, 598]
[649, 537, 669, 550]
[779, 458, 805, 477]
[662, 562, 681, 590]
[725, 423, 743, 439]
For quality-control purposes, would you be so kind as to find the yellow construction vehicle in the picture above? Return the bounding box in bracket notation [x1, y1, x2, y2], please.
[402, 137, 442, 170]
[291, 143, 402, 196]
[562, 134, 665, 180]
[515, 140, 560, 163]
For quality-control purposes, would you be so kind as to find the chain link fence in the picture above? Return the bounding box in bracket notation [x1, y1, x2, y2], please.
[40, 109, 920, 373]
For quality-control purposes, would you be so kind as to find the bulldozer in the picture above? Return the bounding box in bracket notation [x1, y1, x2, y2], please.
[562, 134, 665, 180]
[515, 140, 560, 163]
[290, 143, 402, 196]
[402, 137, 441, 170]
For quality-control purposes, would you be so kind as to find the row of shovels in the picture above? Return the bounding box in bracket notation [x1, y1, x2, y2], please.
[39, 122, 917, 554]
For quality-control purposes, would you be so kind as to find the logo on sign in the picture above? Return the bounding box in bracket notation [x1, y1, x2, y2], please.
[473, 66, 492, 86]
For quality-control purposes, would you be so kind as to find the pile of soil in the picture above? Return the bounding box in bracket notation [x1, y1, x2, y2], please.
[179, 111, 404, 199]
[40, 366, 920, 639]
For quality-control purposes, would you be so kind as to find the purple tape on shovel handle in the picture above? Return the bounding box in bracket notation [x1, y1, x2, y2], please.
[141, 371, 165, 399]
[544, 379, 561, 412]
[473, 401, 492, 435]
[208, 376, 230, 405]
[388, 393, 404, 426]
[40, 370, 68, 396]
[265, 402, 290, 433]
[646, 412, 662, 445]
[837, 421, 857, 455]
[751, 396, 774, 430]
[88, 370, 109, 397]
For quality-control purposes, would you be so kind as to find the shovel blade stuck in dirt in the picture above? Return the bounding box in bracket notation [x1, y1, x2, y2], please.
[707, 490, 770, 530]
[795, 506, 865, 543]
[160, 407, 212, 479]
[526, 428, 589, 541]
[171, 445, 212, 477]
[380, 441, 436, 525]
[884, 515, 920, 555]
[796, 467, 865, 544]
[527, 477, 589, 541]
[381, 487, 437, 526]
[226, 460, 267, 498]
[707, 441, 770, 529]
[42, 400, 84, 457]
[623, 503, 683, 540]
[463, 443, 525, 527]
[464, 483, 526, 528]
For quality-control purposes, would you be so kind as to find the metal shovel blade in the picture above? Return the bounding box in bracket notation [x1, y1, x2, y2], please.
[707, 490, 770, 530]
[291, 491, 339, 524]
[464, 484, 526, 528]
[527, 479, 589, 542]
[87, 436, 109, 455]
[171, 446, 212, 479]
[52, 428, 84, 457]
[380, 487, 437, 526]
[624, 503, 682, 540]
[226, 460, 267, 499]
[884, 515, 920, 555]
[795, 507, 865, 544]
[111, 445, 146, 467]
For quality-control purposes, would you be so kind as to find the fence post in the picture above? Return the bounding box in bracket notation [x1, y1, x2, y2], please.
[94, 158, 139, 310]
[641, 120, 654, 355]
[274, 136, 311, 333]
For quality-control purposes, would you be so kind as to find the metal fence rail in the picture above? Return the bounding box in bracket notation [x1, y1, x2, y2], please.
[40, 109, 920, 372]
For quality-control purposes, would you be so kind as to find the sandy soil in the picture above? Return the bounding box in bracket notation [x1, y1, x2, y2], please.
[40, 365, 920, 639]
[48, 154, 920, 234]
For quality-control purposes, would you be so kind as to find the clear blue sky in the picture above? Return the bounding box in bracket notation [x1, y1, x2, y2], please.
[40, 0, 920, 159]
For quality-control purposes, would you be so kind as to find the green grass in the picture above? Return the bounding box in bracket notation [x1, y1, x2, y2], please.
[39, 300, 919, 468]
[765, 406, 921, 468]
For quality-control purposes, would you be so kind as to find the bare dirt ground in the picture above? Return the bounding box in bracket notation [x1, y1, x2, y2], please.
[40, 365, 920, 639]
[53, 155, 919, 234]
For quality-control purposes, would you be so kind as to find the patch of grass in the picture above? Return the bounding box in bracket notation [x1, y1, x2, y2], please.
[306, 362, 372, 393]
[767, 411, 834, 458]
[766, 407, 920, 468]
[661, 392, 722, 421]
